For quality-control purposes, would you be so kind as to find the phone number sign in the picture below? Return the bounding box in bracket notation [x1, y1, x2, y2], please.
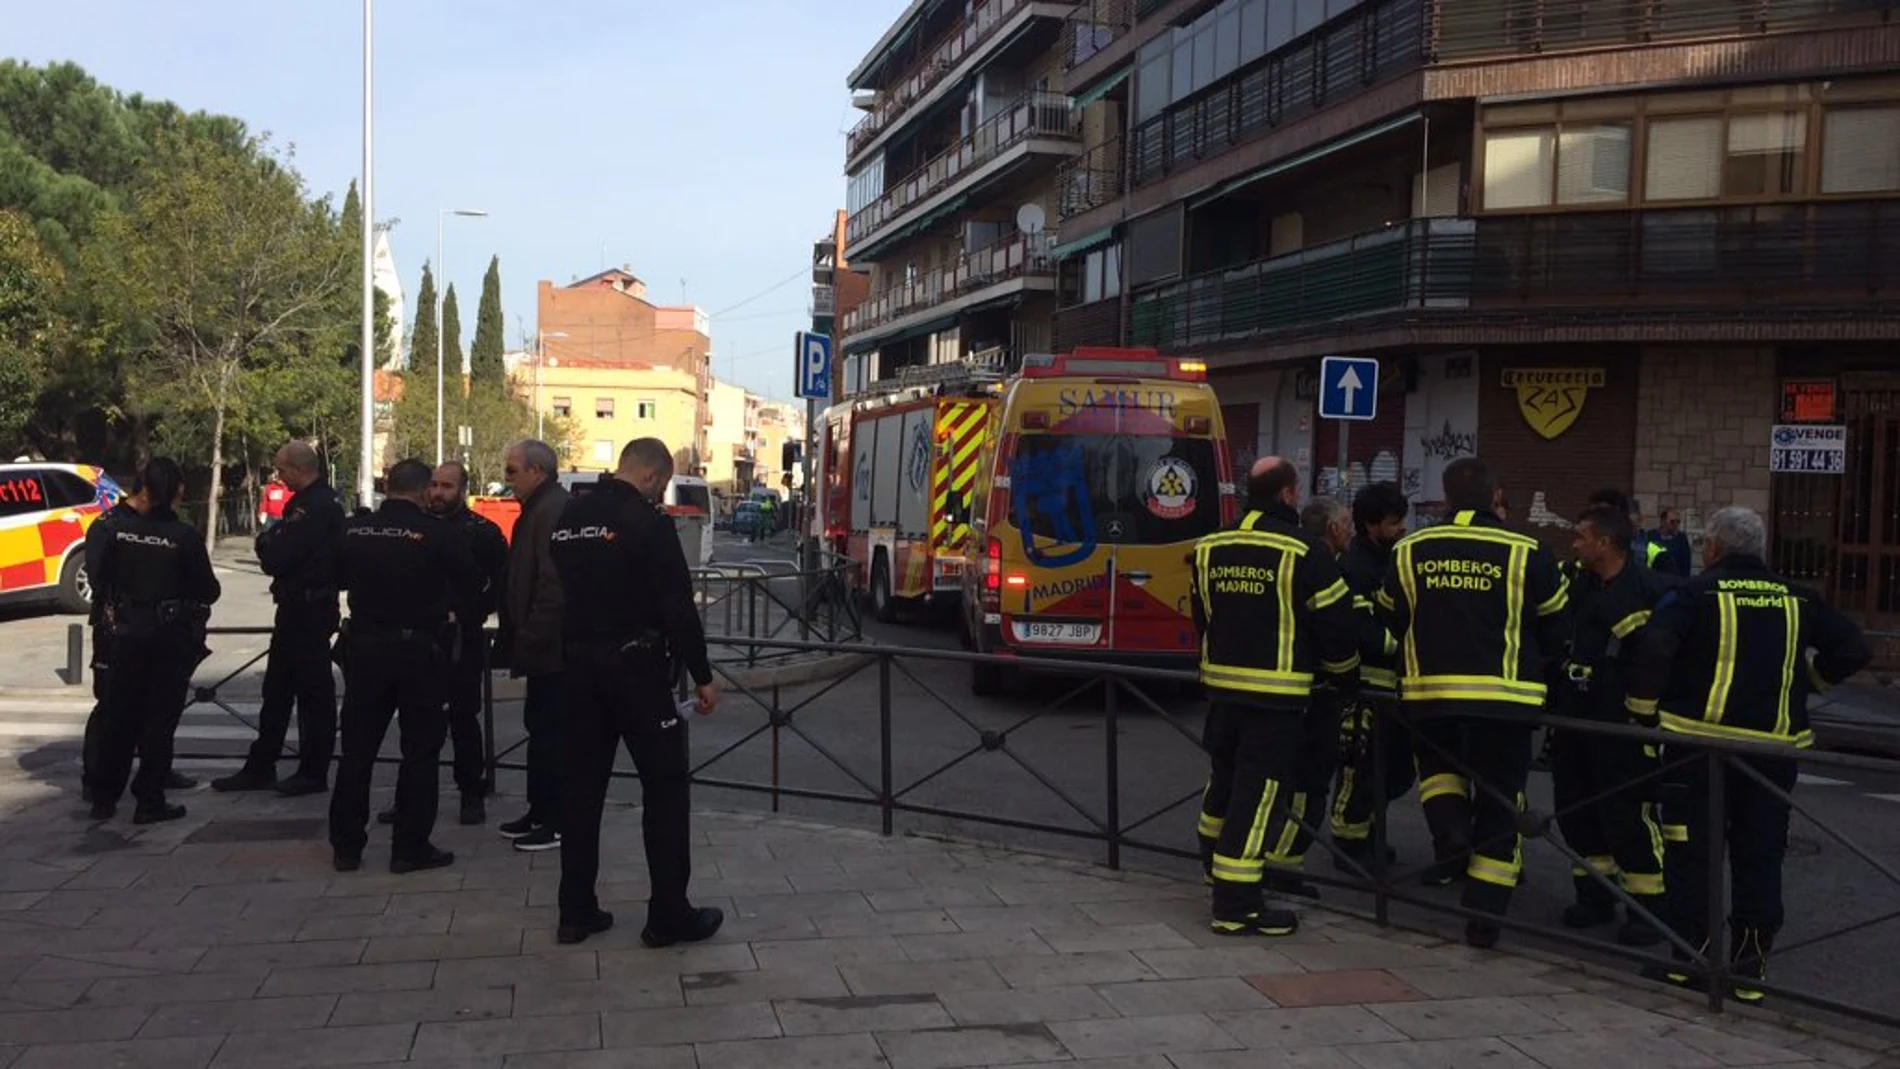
[1770, 424, 1846, 475]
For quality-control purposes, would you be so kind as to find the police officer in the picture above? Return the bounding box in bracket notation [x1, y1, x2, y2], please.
[1551, 503, 1674, 947]
[80, 481, 143, 805]
[328, 459, 478, 874]
[1192, 457, 1359, 937]
[216, 440, 343, 796]
[1626, 505, 1868, 1001]
[548, 437, 722, 948]
[1378, 457, 1568, 948]
[1329, 482, 1414, 872]
[377, 462, 507, 828]
[88, 457, 220, 824]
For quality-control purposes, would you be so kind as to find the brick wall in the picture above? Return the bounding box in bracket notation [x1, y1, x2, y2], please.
[1631, 346, 1776, 533]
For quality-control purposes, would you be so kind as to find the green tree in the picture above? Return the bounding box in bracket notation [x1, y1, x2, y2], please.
[470, 255, 505, 387]
[0, 210, 63, 447]
[92, 131, 350, 549]
[410, 262, 437, 376]
[442, 282, 464, 382]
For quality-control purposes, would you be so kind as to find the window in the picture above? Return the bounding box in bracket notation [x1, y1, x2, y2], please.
[1645, 116, 1724, 201]
[1240, 0, 1268, 64]
[1127, 207, 1184, 287]
[551, 396, 573, 419]
[847, 157, 885, 215]
[592, 440, 613, 464]
[42, 470, 99, 509]
[1412, 163, 1461, 218]
[636, 399, 658, 420]
[1135, 41, 1171, 123]
[594, 397, 614, 419]
[1081, 244, 1123, 304]
[1822, 106, 1900, 193]
[0, 471, 48, 518]
[1483, 129, 1556, 209]
[1556, 122, 1631, 204]
[1725, 111, 1807, 196]
[1215, 6, 1241, 79]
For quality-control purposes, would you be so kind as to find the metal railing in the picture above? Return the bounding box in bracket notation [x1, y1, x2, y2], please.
[848, 0, 1062, 164]
[847, 91, 1082, 249]
[1053, 295, 1125, 350]
[1432, 0, 1898, 59]
[1060, 0, 1135, 70]
[1055, 135, 1124, 220]
[841, 231, 1057, 336]
[690, 557, 865, 665]
[1129, 202, 1900, 350]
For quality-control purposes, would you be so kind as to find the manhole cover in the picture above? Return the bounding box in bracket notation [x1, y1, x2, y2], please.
[184, 818, 326, 844]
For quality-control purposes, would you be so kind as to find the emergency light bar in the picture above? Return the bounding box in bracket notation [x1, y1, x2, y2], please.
[1019, 348, 1208, 382]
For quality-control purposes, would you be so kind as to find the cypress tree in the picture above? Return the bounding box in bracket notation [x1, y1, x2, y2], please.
[471, 255, 506, 388]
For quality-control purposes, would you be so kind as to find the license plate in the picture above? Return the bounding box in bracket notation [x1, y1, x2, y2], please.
[1011, 621, 1101, 645]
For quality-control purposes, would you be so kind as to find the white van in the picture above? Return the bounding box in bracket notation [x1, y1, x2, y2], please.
[666, 475, 715, 568]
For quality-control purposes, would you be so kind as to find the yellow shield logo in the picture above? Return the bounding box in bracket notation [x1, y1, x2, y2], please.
[1501, 368, 1605, 440]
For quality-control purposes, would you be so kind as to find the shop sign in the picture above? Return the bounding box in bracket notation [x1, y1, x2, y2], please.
[1779, 380, 1836, 423]
[1769, 424, 1846, 475]
[1500, 368, 1605, 440]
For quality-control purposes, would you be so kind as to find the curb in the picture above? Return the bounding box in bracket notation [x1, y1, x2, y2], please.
[720, 652, 872, 691]
[1812, 714, 1900, 759]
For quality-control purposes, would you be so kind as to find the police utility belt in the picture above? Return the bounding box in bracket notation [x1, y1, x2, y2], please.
[342, 618, 460, 663]
[112, 599, 210, 634]
[575, 631, 671, 666]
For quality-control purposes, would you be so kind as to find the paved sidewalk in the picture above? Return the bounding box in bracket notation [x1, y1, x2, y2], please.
[0, 772, 1892, 1069]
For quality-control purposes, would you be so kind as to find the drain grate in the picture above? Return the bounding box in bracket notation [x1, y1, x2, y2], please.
[184, 818, 326, 844]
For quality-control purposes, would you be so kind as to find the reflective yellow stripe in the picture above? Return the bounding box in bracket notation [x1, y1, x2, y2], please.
[1659, 711, 1813, 748]
[1243, 778, 1279, 863]
[1405, 525, 1539, 550]
[1200, 664, 1316, 696]
[1376, 589, 1395, 612]
[1362, 666, 1398, 690]
[1210, 856, 1263, 883]
[1638, 801, 1665, 887]
[1396, 542, 1420, 679]
[1199, 530, 1309, 556]
[1452, 511, 1476, 526]
[1329, 766, 1368, 839]
[1582, 855, 1618, 874]
[1503, 542, 1527, 681]
[1622, 871, 1665, 896]
[1276, 549, 1297, 673]
[1382, 631, 1398, 657]
[1706, 592, 1739, 724]
[1352, 595, 1372, 610]
[1645, 541, 1664, 566]
[1535, 576, 1569, 617]
[1401, 675, 1547, 705]
[1320, 653, 1361, 675]
[1271, 793, 1306, 861]
[1240, 511, 1263, 532]
[1467, 854, 1521, 888]
[1611, 610, 1651, 640]
[1197, 812, 1224, 839]
[1419, 773, 1468, 802]
[1662, 823, 1689, 843]
[1625, 695, 1658, 717]
[1775, 595, 1799, 739]
[1308, 578, 1350, 611]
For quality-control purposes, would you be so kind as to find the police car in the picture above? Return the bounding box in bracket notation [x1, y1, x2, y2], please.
[0, 461, 125, 613]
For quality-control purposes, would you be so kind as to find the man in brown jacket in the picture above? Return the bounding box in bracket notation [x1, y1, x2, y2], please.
[496, 440, 570, 852]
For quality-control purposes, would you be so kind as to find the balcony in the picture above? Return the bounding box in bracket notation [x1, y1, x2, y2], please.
[1128, 201, 1900, 350]
[1056, 136, 1125, 220]
[1053, 297, 1124, 350]
[842, 232, 1057, 343]
[847, 92, 1081, 255]
[1432, 0, 1892, 60]
[847, 0, 1076, 167]
[1059, 0, 1134, 70]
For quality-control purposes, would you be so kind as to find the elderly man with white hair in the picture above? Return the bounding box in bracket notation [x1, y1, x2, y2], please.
[1625, 504, 1869, 1003]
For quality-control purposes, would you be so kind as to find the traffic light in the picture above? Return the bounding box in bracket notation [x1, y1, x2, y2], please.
[782, 440, 801, 472]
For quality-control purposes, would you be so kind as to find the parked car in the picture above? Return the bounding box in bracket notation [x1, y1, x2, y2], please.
[0, 462, 125, 614]
[730, 500, 766, 539]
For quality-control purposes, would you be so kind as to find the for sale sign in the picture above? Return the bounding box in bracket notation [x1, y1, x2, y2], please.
[1769, 424, 1846, 475]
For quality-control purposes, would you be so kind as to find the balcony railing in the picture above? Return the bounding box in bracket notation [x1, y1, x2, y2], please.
[1056, 136, 1125, 220]
[1128, 201, 1900, 349]
[1060, 0, 1134, 70]
[842, 232, 1057, 337]
[1433, 0, 1895, 59]
[847, 92, 1081, 249]
[1131, 0, 1426, 190]
[1053, 296, 1125, 350]
[847, 0, 1059, 163]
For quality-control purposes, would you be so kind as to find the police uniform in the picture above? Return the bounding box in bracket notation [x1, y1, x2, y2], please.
[1625, 552, 1869, 999]
[327, 498, 477, 872]
[89, 505, 220, 821]
[442, 504, 508, 801]
[549, 476, 718, 945]
[1549, 557, 1674, 941]
[224, 479, 345, 792]
[1377, 509, 1568, 941]
[80, 499, 138, 803]
[1328, 533, 1415, 866]
[1191, 503, 1359, 934]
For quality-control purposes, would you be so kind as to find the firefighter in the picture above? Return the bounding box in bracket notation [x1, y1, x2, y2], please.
[1378, 457, 1568, 948]
[1626, 506, 1868, 1002]
[1329, 482, 1413, 872]
[1550, 503, 1675, 947]
[1192, 457, 1360, 937]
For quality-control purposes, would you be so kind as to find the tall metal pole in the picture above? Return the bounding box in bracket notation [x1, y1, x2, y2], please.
[435, 212, 446, 465]
[535, 331, 545, 441]
[356, 0, 376, 509]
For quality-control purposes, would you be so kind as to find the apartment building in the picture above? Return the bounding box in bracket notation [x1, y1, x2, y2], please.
[1048, 0, 1900, 642]
[839, 0, 1099, 396]
[515, 360, 702, 474]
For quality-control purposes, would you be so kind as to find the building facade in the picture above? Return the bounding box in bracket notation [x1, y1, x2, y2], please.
[512, 360, 702, 475]
[839, 0, 1092, 397]
[705, 377, 757, 496]
[1036, 0, 1900, 643]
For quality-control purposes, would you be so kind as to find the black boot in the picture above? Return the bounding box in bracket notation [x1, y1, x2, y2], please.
[1422, 841, 1468, 887]
[1731, 924, 1772, 1003]
[1641, 937, 1709, 992]
[1561, 868, 1617, 928]
[1616, 899, 1666, 948]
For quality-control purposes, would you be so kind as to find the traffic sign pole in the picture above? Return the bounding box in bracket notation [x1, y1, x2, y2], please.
[1337, 423, 1350, 496]
[1317, 355, 1379, 495]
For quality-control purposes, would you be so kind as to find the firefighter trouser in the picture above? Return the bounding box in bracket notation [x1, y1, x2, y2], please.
[1329, 692, 1416, 845]
[1550, 727, 1666, 910]
[1198, 700, 1310, 914]
[1659, 745, 1798, 943]
[1283, 694, 1342, 869]
[1411, 701, 1534, 916]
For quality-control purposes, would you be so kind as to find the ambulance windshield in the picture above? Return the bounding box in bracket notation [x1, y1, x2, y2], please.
[1009, 434, 1220, 547]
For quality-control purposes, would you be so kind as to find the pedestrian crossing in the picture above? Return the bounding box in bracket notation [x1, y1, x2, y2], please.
[0, 697, 286, 753]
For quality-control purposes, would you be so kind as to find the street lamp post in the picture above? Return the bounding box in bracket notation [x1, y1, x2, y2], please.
[436, 208, 488, 464]
[535, 331, 568, 440]
[357, 0, 376, 509]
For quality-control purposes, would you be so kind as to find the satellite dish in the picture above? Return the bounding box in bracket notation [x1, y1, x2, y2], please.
[1015, 203, 1046, 235]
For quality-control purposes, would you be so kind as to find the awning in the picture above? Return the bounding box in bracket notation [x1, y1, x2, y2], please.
[1072, 66, 1132, 109]
[1188, 112, 1424, 209]
[843, 313, 960, 356]
[1049, 225, 1118, 261]
[849, 0, 954, 88]
[853, 193, 970, 263]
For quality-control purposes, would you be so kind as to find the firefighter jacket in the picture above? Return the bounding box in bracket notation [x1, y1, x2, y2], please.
[1376, 509, 1569, 708]
[1190, 502, 1360, 709]
[1559, 560, 1676, 722]
[1339, 535, 1400, 695]
[1625, 553, 1869, 747]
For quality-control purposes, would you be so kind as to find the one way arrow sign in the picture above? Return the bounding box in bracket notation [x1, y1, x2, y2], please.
[1319, 356, 1379, 422]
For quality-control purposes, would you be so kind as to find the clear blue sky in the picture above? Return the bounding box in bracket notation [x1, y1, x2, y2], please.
[5, 0, 906, 403]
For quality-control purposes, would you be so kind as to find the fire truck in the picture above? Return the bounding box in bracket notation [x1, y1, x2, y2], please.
[820, 363, 1002, 621]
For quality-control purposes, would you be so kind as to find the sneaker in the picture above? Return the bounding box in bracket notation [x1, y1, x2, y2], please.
[498, 814, 538, 839]
[513, 826, 561, 852]
[391, 847, 455, 875]
[1211, 907, 1300, 937]
[275, 774, 328, 798]
[459, 795, 486, 826]
[557, 908, 615, 946]
[641, 906, 724, 948]
[131, 803, 187, 825]
[212, 768, 277, 793]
